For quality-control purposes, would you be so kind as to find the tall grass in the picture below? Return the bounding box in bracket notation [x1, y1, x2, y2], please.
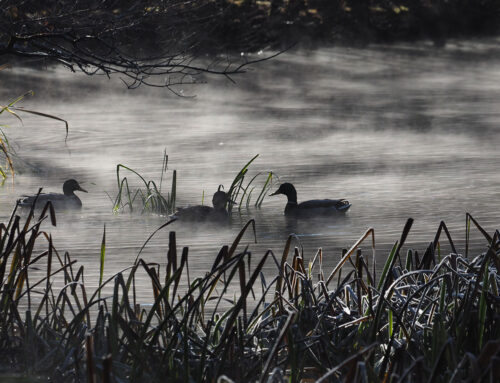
[1, 202, 500, 381]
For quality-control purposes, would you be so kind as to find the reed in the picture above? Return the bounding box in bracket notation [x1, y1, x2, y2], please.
[0, 73, 69, 179]
[226, 154, 275, 213]
[1, 202, 500, 382]
[112, 151, 176, 214]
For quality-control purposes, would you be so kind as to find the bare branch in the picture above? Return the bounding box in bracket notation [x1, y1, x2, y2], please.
[0, 0, 284, 91]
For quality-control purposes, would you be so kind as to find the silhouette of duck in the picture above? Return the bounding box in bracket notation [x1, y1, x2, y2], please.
[172, 189, 236, 222]
[270, 182, 350, 216]
[18, 179, 87, 209]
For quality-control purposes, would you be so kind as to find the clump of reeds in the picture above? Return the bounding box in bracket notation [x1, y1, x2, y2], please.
[226, 154, 275, 212]
[111, 153, 274, 215]
[1, 202, 500, 382]
[112, 150, 176, 214]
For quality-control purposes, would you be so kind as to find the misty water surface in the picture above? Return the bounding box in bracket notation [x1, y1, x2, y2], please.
[1, 39, 500, 297]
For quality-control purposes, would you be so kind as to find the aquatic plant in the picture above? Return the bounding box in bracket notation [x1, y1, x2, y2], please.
[226, 154, 275, 213]
[111, 153, 274, 215]
[112, 150, 176, 214]
[1, 201, 500, 382]
[0, 66, 69, 178]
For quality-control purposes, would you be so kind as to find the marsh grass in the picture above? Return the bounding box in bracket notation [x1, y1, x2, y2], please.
[226, 154, 275, 213]
[1, 202, 500, 382]
[112, 153, 274, 215]
[0, 68, 69, 179]
[112, 151, 176, 214]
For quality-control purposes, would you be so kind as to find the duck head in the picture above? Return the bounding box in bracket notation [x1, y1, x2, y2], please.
[212, 190, 237, 210]
[63, 179, 87, 196]
[270, 183, 297, 203]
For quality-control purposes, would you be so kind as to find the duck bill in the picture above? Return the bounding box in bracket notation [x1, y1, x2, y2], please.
[228, 199, 237, 205]
[269, 190, 280, 196]
[78, 186, 88, 193]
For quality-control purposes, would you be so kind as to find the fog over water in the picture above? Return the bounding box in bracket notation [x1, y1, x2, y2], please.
[1, 40, 500, 296]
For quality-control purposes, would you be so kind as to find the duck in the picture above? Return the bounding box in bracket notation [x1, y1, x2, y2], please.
[18, 179, 87, 210]
[270, 182, 350, 216]
[172, 189, 236, 222]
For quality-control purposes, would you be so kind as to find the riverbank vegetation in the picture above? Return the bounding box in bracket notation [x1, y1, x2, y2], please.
[1, 202, 499, 381]
[217, 0, 500, 47]
[0, 83, 68, 179]
[2, 1, 500, 91]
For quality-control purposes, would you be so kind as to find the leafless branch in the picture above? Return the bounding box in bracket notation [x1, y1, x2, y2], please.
[0, 0, 285, 91]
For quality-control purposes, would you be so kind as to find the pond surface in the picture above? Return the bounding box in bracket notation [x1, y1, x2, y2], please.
[1, 39, 500, 295]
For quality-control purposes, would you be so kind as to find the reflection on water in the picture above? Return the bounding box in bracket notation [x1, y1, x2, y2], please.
[2, 39, 500, 293]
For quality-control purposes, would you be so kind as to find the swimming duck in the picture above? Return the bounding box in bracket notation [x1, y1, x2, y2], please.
[18, 179, 87, 209]
[270, 182, 350, 216]
[172, 190, 236, 222]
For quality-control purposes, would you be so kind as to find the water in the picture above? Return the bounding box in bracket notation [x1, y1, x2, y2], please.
[1, 39, 500, 294]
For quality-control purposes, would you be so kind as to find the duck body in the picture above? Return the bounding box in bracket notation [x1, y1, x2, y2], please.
[284, 199, 351, 216]
[172, 190, 235, 222]
[18, 179, 87, 210]
[271, 183, 351, 217]
[173, 205, 229, 222]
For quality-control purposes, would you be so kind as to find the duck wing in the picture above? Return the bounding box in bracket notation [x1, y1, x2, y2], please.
[298, 199, 350, 211]
[18, 192, 51, 207]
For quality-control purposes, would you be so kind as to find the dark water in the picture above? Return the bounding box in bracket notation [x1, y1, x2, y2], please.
[1, 40, 500, 296]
